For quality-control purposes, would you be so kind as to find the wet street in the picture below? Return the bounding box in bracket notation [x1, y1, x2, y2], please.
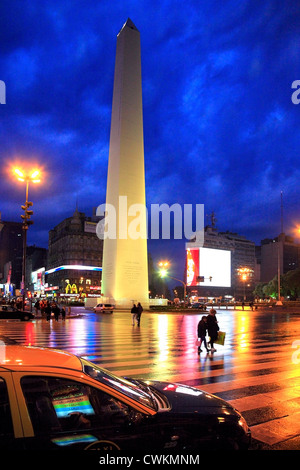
[1, 305, 300, 450]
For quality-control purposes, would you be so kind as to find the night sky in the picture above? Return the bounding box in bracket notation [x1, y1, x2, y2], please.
[1, 1, 299, 280]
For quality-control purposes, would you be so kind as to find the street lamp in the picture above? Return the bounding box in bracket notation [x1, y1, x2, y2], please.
[158, 261, 187, 303]
[13, 167, 41, 309]
[237, 267, 253, 301]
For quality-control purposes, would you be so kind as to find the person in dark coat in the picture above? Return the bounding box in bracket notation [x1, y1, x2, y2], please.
[45, 302, 52, 321]
[61, 307, 66, 320]
[136, 302, 143, 326]
[54, 304, 60, 321]
[206, 308, 219, 352]
[131, 304, 138, 325]
[197, 316, 209, 353]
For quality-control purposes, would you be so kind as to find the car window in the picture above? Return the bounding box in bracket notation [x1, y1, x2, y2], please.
[81, 359, 156, 410]
[20, 376, 142, 437]
[0, 377, 14, 438]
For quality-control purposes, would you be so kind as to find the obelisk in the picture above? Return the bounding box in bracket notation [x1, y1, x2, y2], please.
[101, 19, 149, 308]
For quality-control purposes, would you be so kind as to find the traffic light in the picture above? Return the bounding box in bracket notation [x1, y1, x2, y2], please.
[21, 201, 34, 227]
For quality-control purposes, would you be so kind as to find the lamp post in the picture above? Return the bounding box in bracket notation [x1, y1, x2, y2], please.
[158, 261, 187, 303]
[241, 273, 247, 301]
[14, 168, 41, 309]
[237, 267, 253, 301]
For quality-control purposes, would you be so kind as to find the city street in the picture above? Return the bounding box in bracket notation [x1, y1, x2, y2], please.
[1, 305, 300, 450]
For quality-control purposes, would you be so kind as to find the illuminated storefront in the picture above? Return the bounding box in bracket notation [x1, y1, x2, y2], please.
[46, 209, 103, 301]
[31, 268, 45, 296]
[45, 265, 102, 300]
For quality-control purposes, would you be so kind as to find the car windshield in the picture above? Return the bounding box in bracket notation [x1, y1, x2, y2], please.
[80, 358, 156, 411]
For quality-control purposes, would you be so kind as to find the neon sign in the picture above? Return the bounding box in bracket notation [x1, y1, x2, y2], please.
[45, 265, 102, 275]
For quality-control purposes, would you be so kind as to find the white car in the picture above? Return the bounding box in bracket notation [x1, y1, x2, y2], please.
[93, 303, 114, 313]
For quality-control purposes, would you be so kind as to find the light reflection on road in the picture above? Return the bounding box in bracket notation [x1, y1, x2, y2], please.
[2, 306, 300, 383]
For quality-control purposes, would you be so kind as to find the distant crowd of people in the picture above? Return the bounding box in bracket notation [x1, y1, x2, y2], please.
[34, 299, 71, 321]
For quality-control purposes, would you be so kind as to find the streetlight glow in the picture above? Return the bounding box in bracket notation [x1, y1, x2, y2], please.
[12, 165, 42, 309]
[14, 168, 25, 181]
[237, 266, 253, 301]
[159, 268, 168, 278]
[13, 167, 41, 183]
[158, 261, 169, 268]
[30, 170, 41, 182]
[157, 260, 187, 302]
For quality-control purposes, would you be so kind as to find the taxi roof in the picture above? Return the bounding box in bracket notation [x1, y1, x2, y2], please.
[0, 345, 83, 372]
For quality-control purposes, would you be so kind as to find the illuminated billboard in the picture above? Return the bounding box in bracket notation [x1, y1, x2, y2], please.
[186, 247, 231, 288]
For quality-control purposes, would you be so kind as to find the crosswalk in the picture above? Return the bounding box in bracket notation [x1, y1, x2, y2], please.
[1, 308, 300, 449]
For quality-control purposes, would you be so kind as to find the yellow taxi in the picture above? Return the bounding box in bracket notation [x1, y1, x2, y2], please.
[0, 343, 251, 451]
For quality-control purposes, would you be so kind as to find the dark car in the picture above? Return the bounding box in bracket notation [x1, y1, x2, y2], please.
[190, 302, 207, 311]
[0, 305, 35, 321]
[0, 345, 251, 451]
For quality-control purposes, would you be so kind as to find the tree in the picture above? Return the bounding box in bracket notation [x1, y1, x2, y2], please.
[263, 277, 279, 298]
[282, 268, 300, 299]
[253, 282, 267, 298]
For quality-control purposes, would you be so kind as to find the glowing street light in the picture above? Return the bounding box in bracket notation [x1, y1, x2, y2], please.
[237, 267, 253, 301]
[13, 167, 41, 309]
[14, 167, 41, 183]
[158, 261, 187, 303]
[158, 261, 169, 268]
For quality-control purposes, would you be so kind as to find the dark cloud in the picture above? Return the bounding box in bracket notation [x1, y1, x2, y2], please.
[0, 0, 299, 278]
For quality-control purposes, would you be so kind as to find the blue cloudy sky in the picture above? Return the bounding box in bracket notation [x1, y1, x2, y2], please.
[0, 0, 299, 278]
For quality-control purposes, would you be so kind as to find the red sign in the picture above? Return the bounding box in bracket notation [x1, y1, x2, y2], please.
[186, 249, 199, 286]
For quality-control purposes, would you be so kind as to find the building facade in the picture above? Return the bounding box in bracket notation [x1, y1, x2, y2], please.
[26, 245, 48, 296]
[0, 216, 23, 295]
[46, 209, 103, 300]
[260, 233, 300, 283]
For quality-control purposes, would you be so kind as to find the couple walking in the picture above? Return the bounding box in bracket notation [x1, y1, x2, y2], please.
[131, 302, 143, 326]
[197, 308, 219, 353]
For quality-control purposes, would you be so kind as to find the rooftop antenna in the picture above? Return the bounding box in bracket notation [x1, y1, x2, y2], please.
[206, 211, 217, 228]
[280, 190, 283, 234]
[277, 190, 283, 305]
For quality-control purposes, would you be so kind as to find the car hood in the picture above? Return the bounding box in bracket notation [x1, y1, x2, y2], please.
[146, 380, 237, 415]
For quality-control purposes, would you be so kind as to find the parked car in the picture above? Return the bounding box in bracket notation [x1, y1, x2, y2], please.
[189, 302, 207, 311]
[0, 305, 35, 321]
[0, 345, 251, 450]
[93, 303, 114, 313]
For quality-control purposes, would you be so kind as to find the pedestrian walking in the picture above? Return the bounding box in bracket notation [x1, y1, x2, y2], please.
[197, 315, 209, 353]
[206, 308, 219, 352]
[45, 302, 52, 321]
[40, 300, 45, 317]
[54, 304, 60, 321]
[34, 300, 40, 316]
[136, 302, 143, 326]
[131, 304, 138, 325]
[61, 307, 66, 320]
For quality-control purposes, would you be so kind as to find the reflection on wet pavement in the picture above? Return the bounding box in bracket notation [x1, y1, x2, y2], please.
[1, 306, 300, 449]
